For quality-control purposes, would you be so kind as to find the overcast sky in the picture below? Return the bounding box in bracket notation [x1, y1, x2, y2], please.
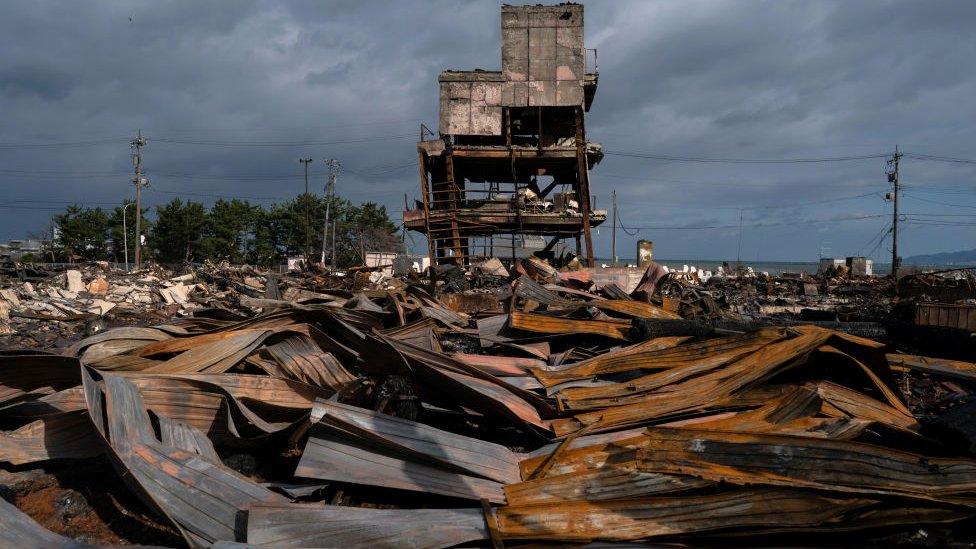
[1, 1, 974, 262]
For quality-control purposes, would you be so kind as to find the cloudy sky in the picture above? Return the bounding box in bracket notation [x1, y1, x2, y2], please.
[1, 1, 974, 262]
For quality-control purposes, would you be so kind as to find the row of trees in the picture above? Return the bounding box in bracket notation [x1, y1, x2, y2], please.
[49, 194, 403, 267]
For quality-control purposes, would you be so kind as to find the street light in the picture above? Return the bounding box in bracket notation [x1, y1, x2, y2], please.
[122, 202, 135, 272]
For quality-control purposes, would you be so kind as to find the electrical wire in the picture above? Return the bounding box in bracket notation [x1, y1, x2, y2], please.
[903, 193, 976, 209]
[604, 150, 890, 164]
[151, 133, 415, 147]
[606, 213, 887, 232]
[904, 153, 976, 165]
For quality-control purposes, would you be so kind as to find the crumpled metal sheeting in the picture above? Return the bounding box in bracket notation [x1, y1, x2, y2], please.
[668, 382, 921, 441]
[0, 409, 101, 465]
[495, 489, 881, 542]
[259, 332, 356, 390]
[141, 330, 270, 374]
[310, 399, 522, 483]
[509, 310, 632, 341]
[637, 427, 976, 505]
[887, 352, 976, 382]
[245, 504, 488, 549]
[504, 462, 712, 505]
[65, 326, 173, 365]
[532, 335, 690, 385]
[588, 299, 681, 320]
[296, 420, 509, 503]
[81, 368, 287, 548]
[0, 352, 83, 404]
[551, 327, 843, 435]
[450, 352, 547, 376]
[535, 327, 785, 386]
[381, 336, 554, 429]
[554, 331, 792, 408]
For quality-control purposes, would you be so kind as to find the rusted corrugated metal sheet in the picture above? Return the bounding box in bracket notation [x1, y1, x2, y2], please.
[82, 368, 287, 547]
[495, 489, 880, 542]
[0, 410, 100, 465]
[246, 503, 488, 548]
[504, 463, 711, 505]
[509, 310, 631, 341]
[589, 299, 680, 320]
[450, 353, 546, 376]
[310, 400, 522, 484]
[638, 427, 976, 504]
[888, 353, 976, 382]
[296, 400, 513, 502]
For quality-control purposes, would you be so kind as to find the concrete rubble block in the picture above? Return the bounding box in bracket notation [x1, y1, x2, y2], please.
[473, 258, 510, 278]
[0, 289, 20, 308]
[86, 277, 109, 295]
[86, 299, 116, 316]
[0, 299, 11, 334]
[65, 270, 85, 293]
[159, 284, 189, 305]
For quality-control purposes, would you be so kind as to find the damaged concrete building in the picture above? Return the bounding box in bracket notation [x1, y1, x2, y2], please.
[403, 3, 606, 267]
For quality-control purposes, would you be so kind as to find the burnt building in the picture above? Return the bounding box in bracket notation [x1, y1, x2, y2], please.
[403, 3, 605, 267]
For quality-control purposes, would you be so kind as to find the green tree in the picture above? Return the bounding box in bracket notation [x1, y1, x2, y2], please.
[151, 198, 208, 263]
[203, 199, 260, 263]
[53, 205, 110, 261]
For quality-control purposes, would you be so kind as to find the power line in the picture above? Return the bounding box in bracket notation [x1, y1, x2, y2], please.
[903, 193, 976, 209]
[604, 150, 890, 164]
[151, 133, 415, 147]
[904, 152, 976, 165]
[0, 137, 127, 150]
[607, 213, 887, 232]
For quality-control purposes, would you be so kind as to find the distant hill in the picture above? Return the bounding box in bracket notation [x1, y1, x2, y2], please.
[904, 248, 976, 266]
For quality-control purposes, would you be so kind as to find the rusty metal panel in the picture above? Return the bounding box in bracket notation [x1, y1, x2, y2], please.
[296, 400, 512, 502]
[509, 310, 632, 341]
[888, 353, 976, 382]
[310, 400, 522, 484]
[247, 503, 488, 548]
[916, 302, 976, 332]
[0, 410, 101, 465]
[638, 427, 976, 504]
[82, 368, 287, 547]
[495, 489, 880, 542]
[505, 463, 711, 505]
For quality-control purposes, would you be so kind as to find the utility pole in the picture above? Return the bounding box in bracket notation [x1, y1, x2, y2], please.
[611, 190, 618, 266]
[887, 145, 903, 279]
[736, 208, 743, 269]
[131, 131, 148, 270]
[321, 159, 339, 266]
[299, 158, 313, 262]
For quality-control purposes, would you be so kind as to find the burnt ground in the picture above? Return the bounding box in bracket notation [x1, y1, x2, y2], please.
[0, 458, 182, 547]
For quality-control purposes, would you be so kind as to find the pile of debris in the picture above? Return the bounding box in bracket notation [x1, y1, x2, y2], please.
[0, 261, 413, 351]
[2, 258, 976, 547]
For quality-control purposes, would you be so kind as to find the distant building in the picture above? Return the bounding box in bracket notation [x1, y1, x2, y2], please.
[3, 239, 47, 260]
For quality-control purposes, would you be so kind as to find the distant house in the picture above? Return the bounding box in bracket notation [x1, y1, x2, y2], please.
[3, 238, 48, 260]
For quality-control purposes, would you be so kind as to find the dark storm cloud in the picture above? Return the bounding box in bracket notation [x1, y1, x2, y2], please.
[0, 1, 973, 261]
